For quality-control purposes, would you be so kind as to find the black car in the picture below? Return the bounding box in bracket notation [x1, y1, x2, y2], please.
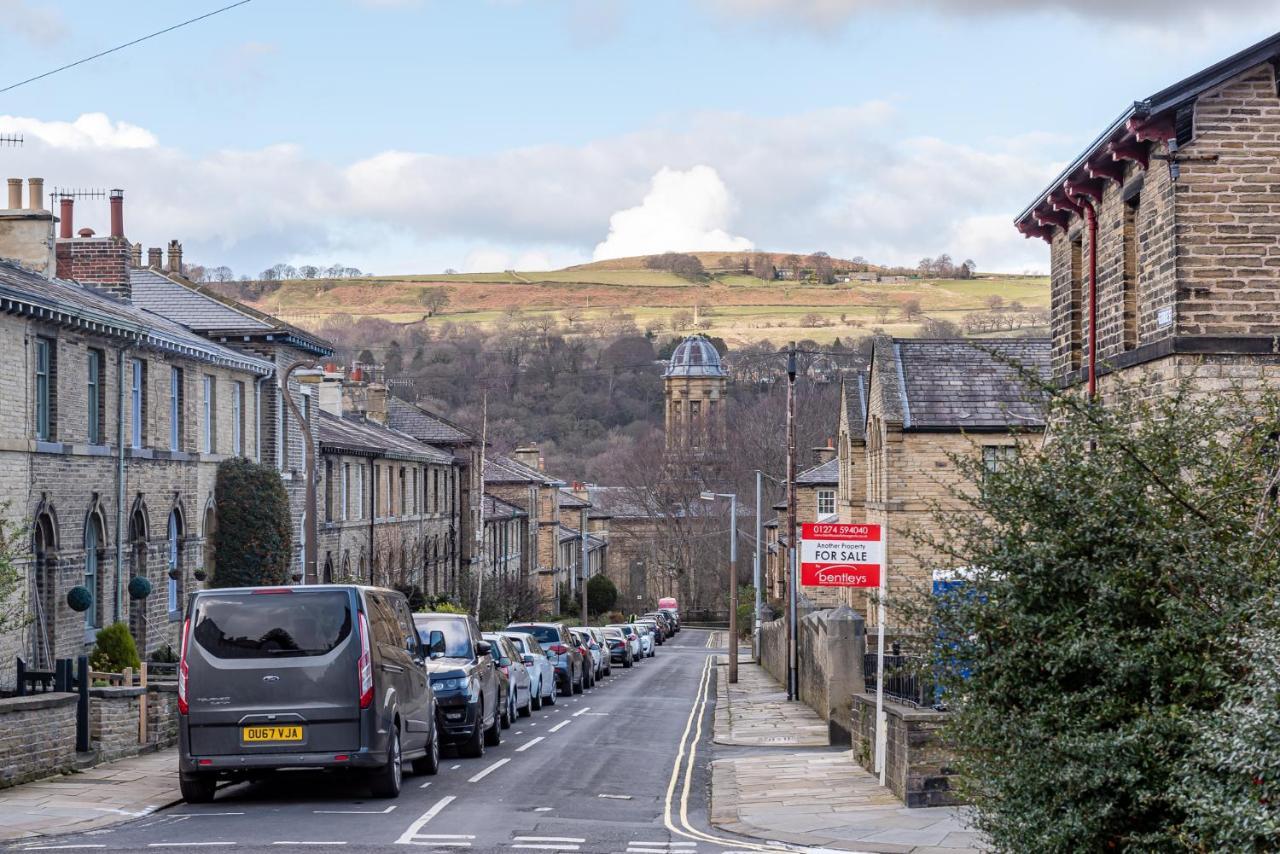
[414, 612, 501, 758]
[178, 585, 438, 803]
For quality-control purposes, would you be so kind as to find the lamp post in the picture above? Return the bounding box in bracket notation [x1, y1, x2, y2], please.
[700, 490, 738, 684]
[281, 363, 325, 585]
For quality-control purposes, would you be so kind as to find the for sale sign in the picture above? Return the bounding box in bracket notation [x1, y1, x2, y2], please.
[800, 523, 883, 587]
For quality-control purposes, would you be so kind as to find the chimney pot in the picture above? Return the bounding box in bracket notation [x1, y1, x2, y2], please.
[7, 178, 21, 209]
[812, 444, 837, 465]
[78, 227, 95, 238]
[147, 247, 162, 268]
[59, 197, 73, 239]
[27, 178, 43, 211]
[109, 189, 123, 239]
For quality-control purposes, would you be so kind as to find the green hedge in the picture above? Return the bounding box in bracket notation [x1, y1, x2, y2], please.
[211, 457, 293, 588]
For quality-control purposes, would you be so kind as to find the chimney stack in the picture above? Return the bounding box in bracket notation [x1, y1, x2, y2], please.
[7, 178, 21, 209]
[109, 189, 124, 239]
[514, 445, 540, 471]
[365, 383, 388, 426]
[27, 178, 43, 211]
[0, 176, 56, 276]
[147, 247, 162, 268]
[167, 239, 182, 274]
[131, 242, 142, 266]
[59, 196, 73, 239]
[812, 439, 836, 465]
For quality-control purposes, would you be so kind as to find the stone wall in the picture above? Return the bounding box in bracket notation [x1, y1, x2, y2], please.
[0, 692, 77, 787]
[757, 608, 865, 744]
[758, 616, 786, 688]
[851, 692, 960, 808]
[147, 682, 179, 749]
[89, 686, 142, 763]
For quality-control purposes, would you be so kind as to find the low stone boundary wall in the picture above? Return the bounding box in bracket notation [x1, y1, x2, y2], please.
[0, 692, 78, 787]
[851, 692, 961, 807]
[756, 608, 865, 744]
[89, 686, 145, 763]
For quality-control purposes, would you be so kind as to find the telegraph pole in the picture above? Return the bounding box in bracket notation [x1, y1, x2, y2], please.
[753, 470, 763, 663]
[785, 343, 799, 701]
[728, 492, 739, 684]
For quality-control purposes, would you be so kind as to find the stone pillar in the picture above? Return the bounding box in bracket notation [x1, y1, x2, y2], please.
[824, 604, 865, 746]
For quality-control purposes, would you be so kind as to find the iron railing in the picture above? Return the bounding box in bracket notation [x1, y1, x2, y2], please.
[864, 652, 945, 710]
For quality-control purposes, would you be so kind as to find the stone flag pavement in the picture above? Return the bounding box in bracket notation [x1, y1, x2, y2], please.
[711, 658, 985, 853]
[0, 748, 180, 842]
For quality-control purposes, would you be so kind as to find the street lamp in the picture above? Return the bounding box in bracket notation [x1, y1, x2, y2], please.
[282, 363, 325, 585]
[699, 490, 738, 684]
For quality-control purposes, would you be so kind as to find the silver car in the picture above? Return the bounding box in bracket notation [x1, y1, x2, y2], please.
[483, 633, 532, 721]
[500, 631, 556, 709]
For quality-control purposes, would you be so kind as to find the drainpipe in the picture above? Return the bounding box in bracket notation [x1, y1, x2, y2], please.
[113, 345, 131, 623]
[254, 375, 268, 463]
[1082, 200, 1099, 400]
[368, 457, 375, 584]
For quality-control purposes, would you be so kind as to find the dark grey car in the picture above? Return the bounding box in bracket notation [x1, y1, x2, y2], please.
[177, 585, 438, 804]
[415, 612, 502, 758]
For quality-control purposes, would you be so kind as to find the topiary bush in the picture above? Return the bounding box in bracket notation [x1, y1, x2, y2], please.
[89, 622, 141, 673]
[127, 576, 152, 600]
[66, 586, 92, 612]
[587, 573, 617, 616]
[211, 457, 292, 588]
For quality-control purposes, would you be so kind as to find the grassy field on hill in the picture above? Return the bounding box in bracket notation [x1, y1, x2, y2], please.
[248, 257, 1049, 346]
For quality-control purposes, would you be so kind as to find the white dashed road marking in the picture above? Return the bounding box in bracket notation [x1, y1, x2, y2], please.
[516, 736, 544, 752]
[314, 805, 397, 814]
[571, 706, 590, 717]
[467, 757, 510, 782]
[548, 720, 570, 733]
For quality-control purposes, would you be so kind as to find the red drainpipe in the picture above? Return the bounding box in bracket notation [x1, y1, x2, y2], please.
[1082, 200, 1098, 400]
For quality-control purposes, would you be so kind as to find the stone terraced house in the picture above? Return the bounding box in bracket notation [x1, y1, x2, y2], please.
[0, 185, 274, 675]
[1015, 30, 1280, 400]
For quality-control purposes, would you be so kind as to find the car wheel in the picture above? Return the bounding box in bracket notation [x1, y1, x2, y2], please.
[573, 671, 584, 694]
[369, 727, 402, 798]
[461, 706, 486, 758]
[545, 684, 557, 705]
[624, 653, 633, 668]
[411, 728, 440, 776]
[484, 702, 503, 746]
[179, 773, 217, 804]
[519, 688, 533, 717]
[500, 696, 511, 729]
[531, 686, 543, 711]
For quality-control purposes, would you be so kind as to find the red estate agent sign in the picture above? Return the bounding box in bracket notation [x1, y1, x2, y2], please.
[800, 523, 883, 587]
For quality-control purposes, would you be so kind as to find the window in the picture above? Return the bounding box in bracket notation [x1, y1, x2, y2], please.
[817, 490, 836, 519]
[191, 590, 352, 659]
[355, 465, 364, 520]
[87, 349, 104, 445]
[983, 445, 1019, 474]
[167, 511, 182, 615]
[433, 469, 440, 513]
[84, 517, 100, 630]
[341, 463, 350, 521]
[399, 467, 406, 517]
[202, 375, 216, 454]
[170, 367, 184, 451]
[1069, 237, 1084, 370]
[130, 359, 145, 448]
[232, 382, 244, 456]
[1123, 194, 1140, 351]
[34, 337, 54, 441]
[325, 461, 334, 522]
[373, 465, 381, 518]
[412, 468, 419, 514]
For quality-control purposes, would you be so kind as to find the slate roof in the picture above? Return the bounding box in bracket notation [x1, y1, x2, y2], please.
[558, 524, 581, 544]
[482, 493, 527, 520]
[387, 397, 473, 446]
[843, 372, 868, 443]
[558, 490, 590, 509]
[129, 267, 333, 356]
[0, 260, 273, 375]
[584, 486, 659, 519]
[485, 454, 566, 487]
[316, 409, 454, 463]
[882, 338, 1050, 431]
[796, 458, 840, 486]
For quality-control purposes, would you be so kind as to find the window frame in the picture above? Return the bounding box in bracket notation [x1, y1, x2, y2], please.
[170, 366, 183, 451]
[34, 336, 53, 441]
[87, 348, 103, 445]
[816, 489, 836, 518]
[232, 381, 244, 457]
[130, 358, 144, 449]
[202, 374, 216, 454]
[167, 511, 182, 617]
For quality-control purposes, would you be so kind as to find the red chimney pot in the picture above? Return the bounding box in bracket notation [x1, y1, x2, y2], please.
[59, 197, 73, 239]
[109, 189, 124, 239]
[78, 227, 95, 238]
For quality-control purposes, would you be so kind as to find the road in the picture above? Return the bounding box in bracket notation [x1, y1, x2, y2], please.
[11, 630, 777, 854]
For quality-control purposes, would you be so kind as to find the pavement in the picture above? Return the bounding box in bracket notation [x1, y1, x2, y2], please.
[0, 748, 180, 843]
[708, 658, 985, 854]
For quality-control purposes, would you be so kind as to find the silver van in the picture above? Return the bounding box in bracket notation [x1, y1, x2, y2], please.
[177, 585, 438, 802]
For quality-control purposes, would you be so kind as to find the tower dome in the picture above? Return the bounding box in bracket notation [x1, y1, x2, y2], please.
[665, 334, 727, 378]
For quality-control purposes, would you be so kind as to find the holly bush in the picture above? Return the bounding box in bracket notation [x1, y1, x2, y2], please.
[916, 380, 1280, 852]
[211, 458, 292, 588]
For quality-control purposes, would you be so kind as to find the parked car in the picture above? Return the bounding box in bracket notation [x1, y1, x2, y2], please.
[603, 627, 633, 668]
[607, 623, 643, 661]
[572, 626, 608, 679]
[634, 624, 656, 657]
[658, 608, 680, 633]
[506, 622, 585, 695]
[636, 618, 664, 645]
[569, 629, 596, 688]
[645, 612, 674, 638]
[589, 627, 612, 677]
[177, 584, 439, 803]
[414, 611, 501, 758]
[484, 633, 532, 721]
[500, 631, 555, 709]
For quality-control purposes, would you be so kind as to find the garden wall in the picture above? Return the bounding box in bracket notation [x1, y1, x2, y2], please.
[851, 692, 961, 807]
[0, 692, 77, 787]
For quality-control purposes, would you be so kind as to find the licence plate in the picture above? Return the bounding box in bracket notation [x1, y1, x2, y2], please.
[242, 725, 303, 743]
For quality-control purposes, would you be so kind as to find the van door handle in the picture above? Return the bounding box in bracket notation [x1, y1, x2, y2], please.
[380, 663, 405, 674]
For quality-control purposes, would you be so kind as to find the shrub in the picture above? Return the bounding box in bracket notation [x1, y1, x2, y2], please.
[918, 381, 1280, 851]
[430, 601, 468, 615]
[587, 574, 618, 616]
[211, 458, 292, 588]
[394, 584, 427, 612]
[149, 643, 179, 663]
[89, 623, 141, 673]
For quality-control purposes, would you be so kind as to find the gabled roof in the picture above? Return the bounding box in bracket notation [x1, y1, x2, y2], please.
[316, 409, 454, 463]
[558, 490, 590, 510]
[483, 493, 527, 520]
[796, 458, 839, 486]
[129, 267, 333, 356]
[0, 261, 272, 375]
[842, 372, 868, 443]
[387, 396, 473, 446]
[558, 524, 581, 544]
[876, 338, 1050, 431]
[485, 454, 565, 487]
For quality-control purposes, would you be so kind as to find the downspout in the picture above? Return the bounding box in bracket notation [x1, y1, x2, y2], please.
[368, 457, 376, 584]
[254, 374, 268, 463]
[113, 344, 131, 623]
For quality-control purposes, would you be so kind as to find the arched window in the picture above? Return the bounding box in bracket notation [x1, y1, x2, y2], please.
[32, 510, 57, 668]
[84, 512, 104, 631]
[167, 510, 183, 615]
[128, 503, 149, 653]
[202, 502, 216, 581]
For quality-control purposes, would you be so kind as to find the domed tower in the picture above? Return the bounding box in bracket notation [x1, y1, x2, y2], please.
[664, 334, 728, 454]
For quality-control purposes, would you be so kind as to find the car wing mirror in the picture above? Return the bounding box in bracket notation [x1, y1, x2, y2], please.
[427, 630, 446, 658]
[522, 654, 536, 665]
[476, 639, 492, 656]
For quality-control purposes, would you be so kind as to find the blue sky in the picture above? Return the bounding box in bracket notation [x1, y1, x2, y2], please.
[2, 0, 1278, 276]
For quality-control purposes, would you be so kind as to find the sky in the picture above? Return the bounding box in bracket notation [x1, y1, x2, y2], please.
[1, 0, 1278, 276]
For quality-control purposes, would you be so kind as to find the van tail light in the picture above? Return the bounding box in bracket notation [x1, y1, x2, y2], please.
[549, 644, 568, 655]
[177, 617, 191, 715]
[357, 611, 374, 710]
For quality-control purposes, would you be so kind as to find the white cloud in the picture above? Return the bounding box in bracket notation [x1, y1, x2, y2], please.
[592, 166, 753, 261]
[0, 0, 67, 46]
[0, 103, 1057, 275]
[704, 0, 1274, 26]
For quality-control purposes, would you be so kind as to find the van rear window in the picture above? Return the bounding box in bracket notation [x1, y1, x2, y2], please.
[192, 591, 352, 659]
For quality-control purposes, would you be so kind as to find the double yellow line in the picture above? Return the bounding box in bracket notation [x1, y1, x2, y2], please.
[661, 655, 785, 852]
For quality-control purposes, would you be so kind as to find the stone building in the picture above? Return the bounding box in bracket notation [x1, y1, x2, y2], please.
[481, 494, 527, 581]
[1014, 31, 1280, 398]
[859, 337, 1048, 624]
[484, 450, 568, 607]
[0, 184, 273, 672]
[664, 334, 728, 456]
[836, 374, 868, 524]
[129, 258, 334, 580]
